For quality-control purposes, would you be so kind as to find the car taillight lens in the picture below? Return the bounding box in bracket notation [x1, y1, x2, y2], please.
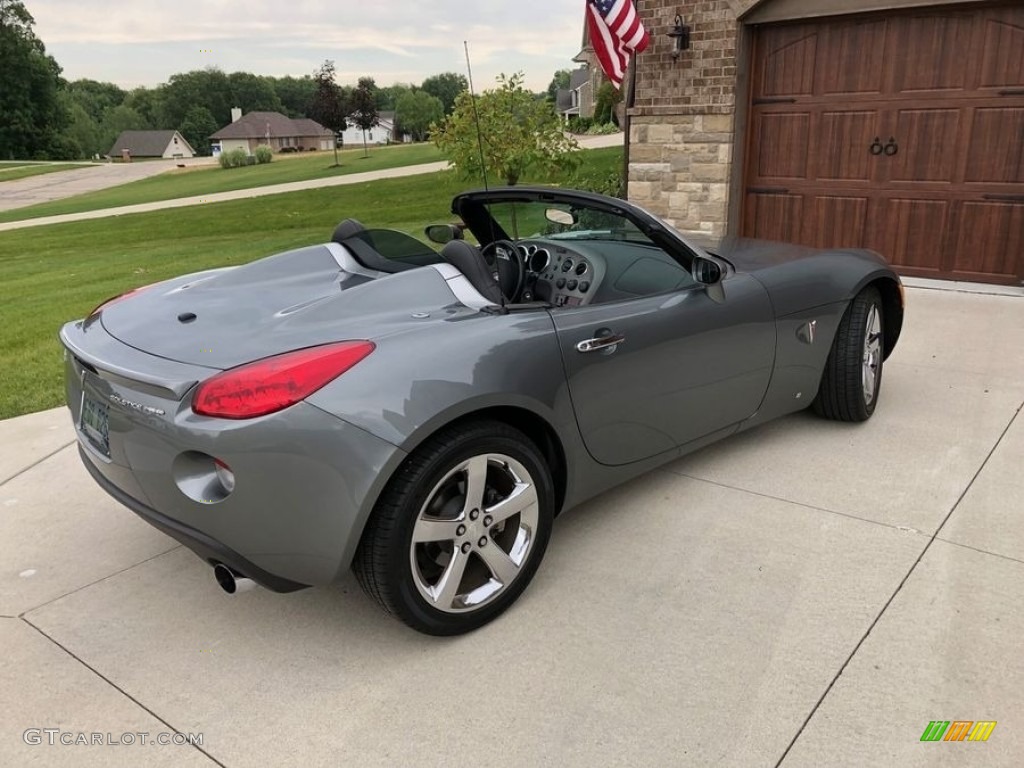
[192, 341, 375, 419]
[88, 284, 154, 318]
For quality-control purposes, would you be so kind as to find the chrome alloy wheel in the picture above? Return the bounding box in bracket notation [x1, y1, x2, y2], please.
[410, 453, 539, 613]
[862, 304, 882, 405]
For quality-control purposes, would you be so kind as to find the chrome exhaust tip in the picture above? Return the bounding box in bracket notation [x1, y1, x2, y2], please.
[213, 563, 256, 594]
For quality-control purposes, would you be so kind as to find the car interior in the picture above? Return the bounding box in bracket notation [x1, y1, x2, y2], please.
[330, 197, 700, 308]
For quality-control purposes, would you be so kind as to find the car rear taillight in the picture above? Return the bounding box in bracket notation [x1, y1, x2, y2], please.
[88, 284, 154, 318]
[192, 341, 375, 419]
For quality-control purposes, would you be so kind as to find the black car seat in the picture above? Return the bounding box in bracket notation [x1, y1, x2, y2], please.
[441, 241, 504, 305]
[331, 218, 414, 273]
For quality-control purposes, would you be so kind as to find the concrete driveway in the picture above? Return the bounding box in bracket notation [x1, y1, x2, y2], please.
[0, 158, 216, 213]
[1, 285, 1021, 767]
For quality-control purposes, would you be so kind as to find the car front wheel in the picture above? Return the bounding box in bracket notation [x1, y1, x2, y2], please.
[813, 286, 885, 422]
[354, 420, 553, 635]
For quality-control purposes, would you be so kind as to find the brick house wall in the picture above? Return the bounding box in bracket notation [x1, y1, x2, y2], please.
[627, 0, 999, 244]
[628, 0, 758, 240]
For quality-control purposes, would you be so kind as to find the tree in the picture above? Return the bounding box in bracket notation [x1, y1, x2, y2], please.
[593, 81, 622, 126]
[161, 68, 232, 128]
[63, 96, 102, 157]
[270, 75, 317, 118]
[432, 72, 579, 186]
[394, 89, 442, 143]
[378, 83, 415, 112]
[0, 0, 70, 159]
[122, 86, 164, 129]
[546, 69, 572, 103]
[308, 60, 347, 166]
[228, 71, 283, 114]
[65, 79, 127, 123]
[349, 76, 379, 156]
[178, 105, 219, 156]
[420, 72, 467, 116]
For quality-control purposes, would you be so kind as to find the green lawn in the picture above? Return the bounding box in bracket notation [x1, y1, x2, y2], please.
[0, 147, 622, 419]
[0, 144, 444, 224]
[0, 164, 94, 183]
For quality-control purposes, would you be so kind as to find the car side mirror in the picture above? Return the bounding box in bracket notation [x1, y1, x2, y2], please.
[425, 224, 464, 245]
[545, 208, 576, 226]
[692, 256, 722, 285]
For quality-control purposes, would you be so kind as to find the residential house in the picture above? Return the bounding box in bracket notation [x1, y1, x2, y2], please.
[627, 0, 1023, 285]
[337, 111, 402, 147]
[108, 130, 195, 160]
[210, 110, 334, 155]
[557, 67, 596, 121]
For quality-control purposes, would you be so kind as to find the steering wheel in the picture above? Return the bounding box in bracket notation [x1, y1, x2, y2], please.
[482, 240, 525, 302]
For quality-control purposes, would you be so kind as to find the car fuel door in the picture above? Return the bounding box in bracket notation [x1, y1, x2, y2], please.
[551, 275, 775, 466]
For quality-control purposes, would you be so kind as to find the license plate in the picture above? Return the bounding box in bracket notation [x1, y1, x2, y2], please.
[80, 394, 110, 456]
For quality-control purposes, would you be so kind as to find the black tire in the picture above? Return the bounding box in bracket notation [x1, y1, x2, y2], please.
[353, 420, 554, 635]
[813, 286, 885, 422]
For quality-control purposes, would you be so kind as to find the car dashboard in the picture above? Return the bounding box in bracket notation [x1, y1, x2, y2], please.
[516, 238, 696, 307]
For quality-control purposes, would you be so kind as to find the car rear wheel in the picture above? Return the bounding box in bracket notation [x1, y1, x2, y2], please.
[813, 286, 884, 422]
[354, 420, 553, 635]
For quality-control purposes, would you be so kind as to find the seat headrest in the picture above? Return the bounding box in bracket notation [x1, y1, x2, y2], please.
[332, 218, 366, 242]
[441, 241, 504, 306]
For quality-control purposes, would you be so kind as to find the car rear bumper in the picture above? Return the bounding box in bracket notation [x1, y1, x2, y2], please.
[79, 446, 309, 593]
[62, 319, 408, 588]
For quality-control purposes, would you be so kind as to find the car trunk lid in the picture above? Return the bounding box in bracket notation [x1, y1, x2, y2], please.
[99, 244, 465, 369]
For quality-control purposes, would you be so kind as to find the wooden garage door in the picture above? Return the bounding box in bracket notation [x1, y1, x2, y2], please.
[743, 3, 1024, 284]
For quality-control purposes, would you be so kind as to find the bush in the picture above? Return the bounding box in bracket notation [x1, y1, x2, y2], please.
[279, 146, 297, 154]
[254, 145, 273, 164]
[571, 166, 625, 199]
[567, 116, 593, 134]
[586, 123, 620, 136]
[218, 148, 249, 169]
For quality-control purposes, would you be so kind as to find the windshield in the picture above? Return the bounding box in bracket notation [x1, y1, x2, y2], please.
[484, 201, 657, 246]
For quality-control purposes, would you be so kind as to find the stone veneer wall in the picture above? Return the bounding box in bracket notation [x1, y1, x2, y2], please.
[628, 0, 759, 238]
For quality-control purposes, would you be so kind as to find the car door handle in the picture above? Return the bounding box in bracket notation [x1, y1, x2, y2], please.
[576, 334, 626, 353]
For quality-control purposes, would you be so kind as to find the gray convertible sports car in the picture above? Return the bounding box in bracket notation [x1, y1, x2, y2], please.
[61, 187, 904, 635]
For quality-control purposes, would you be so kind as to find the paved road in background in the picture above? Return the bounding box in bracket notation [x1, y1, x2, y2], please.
[0, 134, 624, 233]
[0, 158, 216, 213]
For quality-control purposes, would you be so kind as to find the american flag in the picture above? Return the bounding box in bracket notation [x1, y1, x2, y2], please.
[587, 0, 651, 89]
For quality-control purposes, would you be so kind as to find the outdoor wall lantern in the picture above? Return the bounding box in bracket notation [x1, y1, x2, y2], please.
[668, 14, 691, 58]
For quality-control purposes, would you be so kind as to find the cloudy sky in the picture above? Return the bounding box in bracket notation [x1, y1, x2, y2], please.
[31, 0, 589, 91]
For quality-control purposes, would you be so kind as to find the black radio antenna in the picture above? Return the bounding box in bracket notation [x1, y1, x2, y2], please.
[464, 41, 489, 190]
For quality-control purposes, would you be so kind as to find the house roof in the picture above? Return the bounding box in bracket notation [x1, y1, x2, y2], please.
[569, 68, 590, 90]
[108, 130, 192, 157]
[210, 112, 332, 140]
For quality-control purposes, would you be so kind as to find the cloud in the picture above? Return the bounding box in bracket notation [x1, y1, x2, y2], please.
[31, 0, 586, 89]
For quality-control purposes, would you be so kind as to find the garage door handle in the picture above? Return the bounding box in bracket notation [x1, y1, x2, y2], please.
[577, 334, 626, 353]
[752, 97, 797, 105]
[884, 138, 899, 156]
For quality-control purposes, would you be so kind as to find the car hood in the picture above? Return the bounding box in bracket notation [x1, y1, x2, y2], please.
[99, 244, 472, 369]
[693, 235, 887, 272]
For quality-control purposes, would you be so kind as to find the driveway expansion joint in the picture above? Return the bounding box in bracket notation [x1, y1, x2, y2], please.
[0, 440, 76, 487]
[660, 468, 933, 538]
[18, 544, 183, 619]
[774, 398, 1024, 767]
[21, 617, 227, 767]
[932, 538, 1024, 567]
